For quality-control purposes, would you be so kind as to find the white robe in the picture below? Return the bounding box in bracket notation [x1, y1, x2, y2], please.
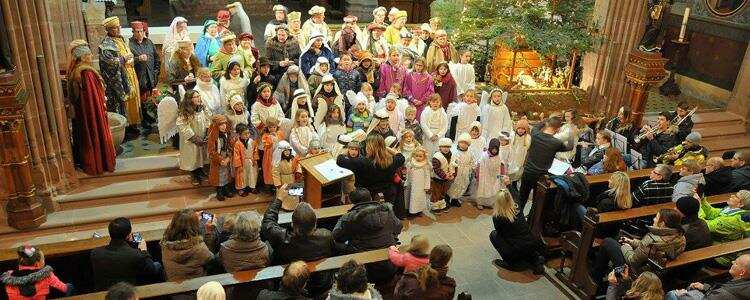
[508, 133, 531, 181]
[449, 62, 476, 97]
[449, 102, 480, 139]
[480, 102, 513, 141]
[318, 123, 347, 154]
[250, 101, 285, 129]
[406, 162, 431, 214]
[219, 77, 250, 109]
[289, 125, 318, 157]
[420, 107, 449, 157]
[314, 97, 346, 131]
[177, 110, 210, 171]
[226, 110, 249, 128]
[237, 138, 258, 189]
[447, 149, 475, 199]
[554, 123, 579, 162]
[468, 136, 486, 162]
[474, 152, 505, 206]
[193, 82, 222, 115]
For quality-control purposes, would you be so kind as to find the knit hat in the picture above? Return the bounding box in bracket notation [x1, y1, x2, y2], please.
[374, 110, 389, 120]
[457, 133, 472, 144]
[395, 11, 408, 20]
[292, 88, 308, 101]
[308, 5, 325, 15]
[470, 120, 481, 132]
[217, 10, 231, 21]
[737, 190, 750, 210]
[722, 151, 737, 160]
[220, 31, 237, 43]
[229, 93, 244, 109]
[287, 65, 300, 74]
[102, 16, 120, 28]
[321, 74, 335, 84]
[70, 40, 91, 59]
[288, 11, 301, 22]
[389, 7, 400, 15]
[385, 93, 398, 103]
[420, 23, 431, 32]
[498, 131, 511, 141]
[435, 29, 448, 37]
[676, 196, 700, 217]
[384, 136, 398, 148]
[129, 21, 145, 30]
[317, 56, 329, 65]
[438, 137, 452, 147]
[272, 4, 288, 12]
[308, 138, 322, 151]
[685, 132, 702, 144]
[197, 281, 225, 300]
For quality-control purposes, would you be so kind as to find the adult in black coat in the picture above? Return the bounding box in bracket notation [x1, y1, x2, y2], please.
[489, 190, 545, 275]
[90, 218, 163, 291]
[260, 198, 334, 298]
[580, 131, 611, 169]
[336, 134, 406, 218]
[332, 188, 402, 284]
[245, 57, 278, 108]
[265, 25, 301, 79]
[731, 151, 750, 192]
[704, 157, 734, 196]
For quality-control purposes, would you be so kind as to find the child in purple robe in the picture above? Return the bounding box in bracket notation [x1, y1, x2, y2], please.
[376, 48, 407, 99]
[403, 57, 434, 120]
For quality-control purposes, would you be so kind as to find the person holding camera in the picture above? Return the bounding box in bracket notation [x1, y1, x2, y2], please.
[605, 266, 664, 300]
[90, 217, 163, 291]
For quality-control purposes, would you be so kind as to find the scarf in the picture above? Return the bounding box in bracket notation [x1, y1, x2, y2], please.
[257, 94, 277, 107]
[439, 43, 452, 61]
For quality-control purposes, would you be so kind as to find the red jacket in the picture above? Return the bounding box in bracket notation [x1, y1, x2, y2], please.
[388, 246, 430, 273]
[2, 266, 68, 300]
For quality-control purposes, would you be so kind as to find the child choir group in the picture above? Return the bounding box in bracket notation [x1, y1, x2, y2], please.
[171, 5, 533, 214]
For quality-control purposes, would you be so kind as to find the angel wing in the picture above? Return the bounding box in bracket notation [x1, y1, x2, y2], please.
[157, 96, 179, 144]
[480, 90, 490, 108]
[502, 91, 509, 104]
[346, 90, 358, 107]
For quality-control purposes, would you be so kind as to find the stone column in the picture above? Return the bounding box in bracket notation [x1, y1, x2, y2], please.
[727, 44, 750, 126]
[0, 68, 46, 229]
[48, 0, 87, 71]
[624, 50, 668, 126]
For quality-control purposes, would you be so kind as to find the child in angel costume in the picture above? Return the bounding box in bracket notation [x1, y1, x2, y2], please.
[405, 147, 432, 215]
[480, 88, 513, 141]
[446, 133, 475, 208]
[289, 109, 319, 157]
[420, 93, 449, 157]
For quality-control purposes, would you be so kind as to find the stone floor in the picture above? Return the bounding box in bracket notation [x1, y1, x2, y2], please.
[399, 204, 567, 299]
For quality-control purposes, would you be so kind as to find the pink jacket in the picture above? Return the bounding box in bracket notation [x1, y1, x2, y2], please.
[389, 246, 430, 272]
[2, 266, 68, 300]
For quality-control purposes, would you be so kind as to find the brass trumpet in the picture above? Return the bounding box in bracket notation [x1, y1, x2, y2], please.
[634, 107, 697, 144]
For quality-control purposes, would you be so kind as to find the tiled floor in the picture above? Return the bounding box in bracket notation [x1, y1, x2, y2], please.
[398, 205, 567, 299]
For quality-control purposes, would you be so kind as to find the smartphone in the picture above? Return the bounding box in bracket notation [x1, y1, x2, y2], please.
[613, 265, 626, 279]
[132, 232, 143, 243]
[201, 212, 214, 223]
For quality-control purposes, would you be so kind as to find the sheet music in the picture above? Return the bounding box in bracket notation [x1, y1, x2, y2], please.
[314, 159, 353, 182]
[613, 133, 628, 153]
[548, 159, 572, 176]
[630, 149, 643, 170]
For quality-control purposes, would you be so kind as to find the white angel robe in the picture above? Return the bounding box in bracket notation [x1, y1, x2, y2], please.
[420, 106, 449, 157]
[508, 133, 531, 181]
[406, 161, 431, 214]
[318, 123, 347, 154]
[449, 62, 476, 97]
[480, 97, 513, 141]
[289, 125, 319, 157]
[474, 152, 505, 207]
[176, 110, 211, 171]
[194, 81, 223, 115]
[468, 136, 486, 162]
[448, 102, 480, 139]
[219, 77, 250, 109]
[447, 148, 475, 199]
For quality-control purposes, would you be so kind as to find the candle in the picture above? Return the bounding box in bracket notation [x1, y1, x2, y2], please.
[678, 7, 690, 42]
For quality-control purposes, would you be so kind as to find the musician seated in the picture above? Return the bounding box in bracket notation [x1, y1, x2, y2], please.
[704, 157, 734, 196]
[606, 106, 636, 143]
[580, 131, 611, 170]
[587, 147, 627, 176]
[637, 111, 676, 168]
[659, 132, 708, 169]
[670, 101, 694, 144]
[632, 164, 674, 207]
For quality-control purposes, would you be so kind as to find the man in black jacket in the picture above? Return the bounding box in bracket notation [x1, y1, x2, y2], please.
[261, 197, 334, 297]
[90, 218, 162, 291]
[704, 157, 734, 196]
[580, 131, 611, 169]
[332, 188, 402, 283]
[731, 151, 750, 192]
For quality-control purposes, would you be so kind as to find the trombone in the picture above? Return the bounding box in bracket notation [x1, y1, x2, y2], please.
[633, 107, 697, 144]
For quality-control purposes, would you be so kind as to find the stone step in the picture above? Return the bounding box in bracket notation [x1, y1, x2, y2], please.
[692, 111, 744, 128]
[77, 153, 181, 185]
[694, 124, 747, 139]
[0, 192, 273, 243]
[703, 136, 750, 154]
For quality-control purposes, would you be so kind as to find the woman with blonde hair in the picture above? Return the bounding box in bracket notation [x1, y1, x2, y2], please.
[606, 268, 664, 300]
[597, 171, 633, 212]
[337, 134, 406, 218]
[489, 189, 546, 274]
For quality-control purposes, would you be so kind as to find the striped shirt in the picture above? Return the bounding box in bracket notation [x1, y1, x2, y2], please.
[632, 179, 673, 207]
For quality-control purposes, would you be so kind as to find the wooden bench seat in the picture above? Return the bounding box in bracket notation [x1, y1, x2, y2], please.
[0, 204, 354, 263]
[554, 193, 733, 299]
[62, 248, 389, 300]
[652, 238, 750, 271]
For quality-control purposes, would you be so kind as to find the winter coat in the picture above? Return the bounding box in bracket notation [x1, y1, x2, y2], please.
[699, 197, 750, 265]
[425, 42, 458, 73]
[732, 165, 750, 192]
[257, 288, 311, 300]
[336, 154, 405, 193]
[2, 266, 68, 300]
[682, 216, 712, 251]
[266, 36, 302, 77]
[704, 278, 750, 300]
[621, 226, 685, 272]
[672, 145, 709, 169]
[332, 201, 403, 253]
[672, 173, 706, 202]
[159, 236, 214, 281]
[393, 269, 456, 300]
[491, 214, 544, 255]
[704, 166, 734, 196]
[326, 285, 383, 300]
[90, 239, 160, 290]
[218, 237, 272, 272]
[388, 246, 429, 273]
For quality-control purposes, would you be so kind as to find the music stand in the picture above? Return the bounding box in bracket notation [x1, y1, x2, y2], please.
[299, 152, 353, 208]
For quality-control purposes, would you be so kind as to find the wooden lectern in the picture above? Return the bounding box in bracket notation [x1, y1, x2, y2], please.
[299, 152, 353, 208]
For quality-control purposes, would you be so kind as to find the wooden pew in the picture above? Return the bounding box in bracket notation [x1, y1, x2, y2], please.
[650, 237, 750, 271]
[554, 193, 732, 299]
[529, 168, 653, 241]
[61, 248, 389, 300]
[0, 204, 354, 263]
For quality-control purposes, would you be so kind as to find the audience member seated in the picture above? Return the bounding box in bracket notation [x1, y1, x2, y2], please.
[261, 197, 334, 297]
[704, 157, 734, 196]
[667, 254, 750, 300]
[394, 244, 456, 300]
[722, 151, 736, 167]
[160, 209, 215, 281]
[197, 281, 225, 300]
[580, 131, 611, 170]
[90, 217, 163, 290]
[257, 261, 311, 300]
[632, 164, 674, 207]
[660, 132, 708, 169]
[591, 209, 686, 283]
[105, 282, 136, 300]
[675, 196, 712, 251]
[218, 211, 272, 272]
[605, 268, 664, 300]
[333, 188, 402, 283]
[489, 189, 546, 274]
[672, 159, 705, 202]
[731, 151, 750, 192]
[388, 235, 430, 273]
[587, 147, 627, 176]
[583, 171, 632, 214]
[1, 246, 72, 299]
[327, 260, 383, 300]
[699, 190, 750, 268]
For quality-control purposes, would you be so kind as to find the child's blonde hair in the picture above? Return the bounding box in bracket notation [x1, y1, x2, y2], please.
[293, 109, 310, 127]
[360, 82, 373, 94]
[264, 117, 280, 132]
[389, 83, 402, 94]
[196, 67, 211, 78]
[406, 234, 430, 256]
[493, 189, 518, 222]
